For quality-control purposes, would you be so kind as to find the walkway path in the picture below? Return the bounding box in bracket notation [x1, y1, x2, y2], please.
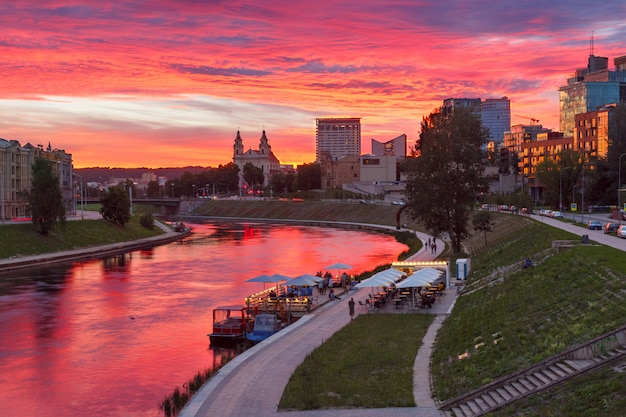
[180, 231, 455, 417]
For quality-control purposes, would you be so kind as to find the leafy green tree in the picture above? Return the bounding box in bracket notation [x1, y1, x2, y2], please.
[472, 211, 494, 245]
[215, 162, 240, 194]
[27, 157, 66, 235]
[243, 162, 264, 188]
[403, 107, 488, 254]
[100, 185, 131, 226]
[294, 163, 321, 191]
[146, 180, 160, 198]
[535, 149, 583, 209]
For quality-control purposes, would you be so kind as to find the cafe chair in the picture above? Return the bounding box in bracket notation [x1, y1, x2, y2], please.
[358, 300, 367, 310]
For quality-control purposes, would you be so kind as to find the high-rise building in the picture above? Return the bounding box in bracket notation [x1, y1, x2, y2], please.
[559, 54, 626, 137]
[315, 117, 361, 161]
[442, 97, 511, 146]
[481, 97, 511, 145]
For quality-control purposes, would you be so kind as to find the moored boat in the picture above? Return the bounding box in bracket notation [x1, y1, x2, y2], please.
[246, 313, 283, 344]
[208, 305, 253, 346]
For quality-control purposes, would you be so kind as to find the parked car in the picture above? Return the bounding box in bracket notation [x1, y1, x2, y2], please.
[551, 211, 563, 218]
[604, 222, 619, 234]
[587, 220, 602, 230]
[498, 205, 509, 212]
[618, 225, 626, 239]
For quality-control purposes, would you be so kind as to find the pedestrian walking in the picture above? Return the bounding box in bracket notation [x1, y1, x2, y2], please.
[348, 298, 355, 320]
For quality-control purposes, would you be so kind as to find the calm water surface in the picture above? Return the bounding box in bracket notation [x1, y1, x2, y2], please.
[0, 222, 406, 417]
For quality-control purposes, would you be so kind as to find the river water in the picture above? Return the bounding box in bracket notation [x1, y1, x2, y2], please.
[0, 221, 406, 417]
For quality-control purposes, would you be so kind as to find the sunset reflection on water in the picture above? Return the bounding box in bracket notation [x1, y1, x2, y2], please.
[0, 222, 407, 417]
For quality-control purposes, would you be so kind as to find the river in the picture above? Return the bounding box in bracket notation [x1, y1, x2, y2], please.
[0, 221, 407, 417]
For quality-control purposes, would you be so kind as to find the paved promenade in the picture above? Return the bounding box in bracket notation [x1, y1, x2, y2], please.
[180, 232, 455, 417]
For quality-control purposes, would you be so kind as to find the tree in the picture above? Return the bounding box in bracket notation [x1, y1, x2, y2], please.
[100, 185, 131, 226]
[535, 149, 583, 209]
[294, 163, 321, 191]
[146, 180, 160, 198]
[403, 107, 488, 254]
[27, 157, 66, 235]
[472, 211, 494, 245]
[242, 162, 264, 189]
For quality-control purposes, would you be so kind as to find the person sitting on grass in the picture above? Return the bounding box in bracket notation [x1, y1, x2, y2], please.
[523, 256, 532, 269]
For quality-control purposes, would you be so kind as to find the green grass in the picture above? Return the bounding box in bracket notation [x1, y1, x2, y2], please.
[279, 314, 434, 410]
[429, 214, 626, 416]
[0, 215, 163, 258]
[488, 365, 626, 417]
[194, 199, 420, 230]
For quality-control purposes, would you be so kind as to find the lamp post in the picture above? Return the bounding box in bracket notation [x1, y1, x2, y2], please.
[559, 166, 570, 213]
[72, 172, 84, 219]
[617, 152, 626, 226]
[171, 183, 174, 199]
[581, 166, 585, 225]
[1, 169, 5, 224]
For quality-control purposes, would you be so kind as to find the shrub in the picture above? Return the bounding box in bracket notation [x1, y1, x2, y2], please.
[140, 213, 154, 229]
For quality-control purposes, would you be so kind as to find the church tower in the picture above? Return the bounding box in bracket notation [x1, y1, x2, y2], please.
[259, 130, 271, 155]
[233, 130, 244, 157]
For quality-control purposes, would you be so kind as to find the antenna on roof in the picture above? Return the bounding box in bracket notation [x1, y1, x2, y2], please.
[590, 31, 594, 56]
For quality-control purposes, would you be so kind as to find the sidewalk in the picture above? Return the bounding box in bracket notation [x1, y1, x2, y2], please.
[180, 231, 453, 417]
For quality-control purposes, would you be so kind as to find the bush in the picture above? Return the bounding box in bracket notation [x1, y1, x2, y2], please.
[139, 213, 154, 229]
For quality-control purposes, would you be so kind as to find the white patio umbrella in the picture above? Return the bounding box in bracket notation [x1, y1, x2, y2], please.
[325, 262, 352, 271]
[396, 268, 442, 289]
[357, 274, 397, 288]
[294, 273, 323, 283]
[324, 262, 353, 282]
[246, 273, 289, 289]
[286, 275, 319, 287]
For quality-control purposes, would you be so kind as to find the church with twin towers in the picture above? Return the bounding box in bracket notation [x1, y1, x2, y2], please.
[232, 129, 281, 188]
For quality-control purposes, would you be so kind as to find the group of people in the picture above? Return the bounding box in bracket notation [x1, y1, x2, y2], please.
[315, 271, 352, 294]
[427, 237, 438, 254]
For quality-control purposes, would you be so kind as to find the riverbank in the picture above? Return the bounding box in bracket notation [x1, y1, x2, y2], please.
[0, 217, 190, 273]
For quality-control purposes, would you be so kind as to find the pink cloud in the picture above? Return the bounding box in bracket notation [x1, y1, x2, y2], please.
[0, 1, 625, 167]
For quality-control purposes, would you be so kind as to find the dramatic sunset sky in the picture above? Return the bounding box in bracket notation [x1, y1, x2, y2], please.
[1, 1, 625, 168]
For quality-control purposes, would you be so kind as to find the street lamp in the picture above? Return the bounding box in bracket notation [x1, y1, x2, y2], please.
[72, 172, 84, 219]
[619, 153, 626, 226]
[1, 169, 5, 224]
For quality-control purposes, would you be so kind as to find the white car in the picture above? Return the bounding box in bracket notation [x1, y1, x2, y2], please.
[618, 225, 626, 239]
[551, 211, 563, 218]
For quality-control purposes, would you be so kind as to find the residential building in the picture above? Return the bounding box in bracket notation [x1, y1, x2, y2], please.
[315, 117, 361, 161]
[0, 139, 73, 219]
[573, 103, 616, 160]
[559, 54, 626, 137]
[371, 134, 407, 158]
[233, 130, 281, 188]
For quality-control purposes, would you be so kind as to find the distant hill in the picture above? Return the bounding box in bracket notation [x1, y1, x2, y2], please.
[74, 166, 211, 183]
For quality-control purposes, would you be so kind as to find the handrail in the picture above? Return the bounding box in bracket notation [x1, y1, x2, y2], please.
[440, 323, 626, 411]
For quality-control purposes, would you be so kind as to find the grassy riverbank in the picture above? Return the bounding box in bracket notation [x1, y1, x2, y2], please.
[276, 213, 626, 416]
[193, 199, 419, 229]
[0, 215, 163, 259]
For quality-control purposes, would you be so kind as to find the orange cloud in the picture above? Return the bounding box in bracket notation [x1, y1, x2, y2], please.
[1, 1, 624, 167]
